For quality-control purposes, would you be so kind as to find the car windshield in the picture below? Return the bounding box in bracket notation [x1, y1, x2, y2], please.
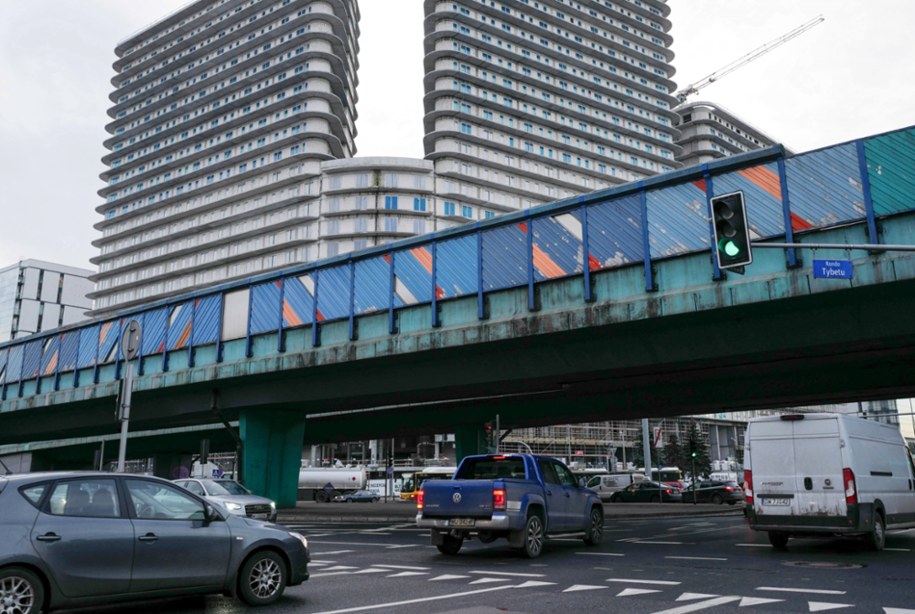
[205, 480, 251, 496]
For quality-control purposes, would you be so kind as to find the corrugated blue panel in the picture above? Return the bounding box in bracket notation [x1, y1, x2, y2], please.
[282, 275, 315, 327]
[437, 235, 477, 298]
[78, 324, 100, 368]
[587, 193, 643, 270]
[98, 320, 121, 364]
[250, 281, 282, 334]
[482, 223, 527, 291]
[59, 331, 79, 373]
[5, 345, 22, 383]
[316, 265, 351, 321]
[39, 336, 59, 376]
[167, 303, 193, 350]
[394, 247, 433, 305]
[0, 348, 7, 384]
[785, 143, 864, 229]
[711, 162, 786, 239]
[863, 127, 915, 216]
[141, 308, 169, 355]
[354, 256, 391, 315]
[647, 183, 710, 258]
[192, 296, 222, 345]
[22, 340, 42, 379]
[532, 212, 583, 281]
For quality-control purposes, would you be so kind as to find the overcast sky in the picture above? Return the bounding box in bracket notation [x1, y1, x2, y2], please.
[1, 0, 914, 273]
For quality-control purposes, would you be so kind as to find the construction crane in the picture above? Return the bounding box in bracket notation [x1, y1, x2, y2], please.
[675, 14, 825, 103]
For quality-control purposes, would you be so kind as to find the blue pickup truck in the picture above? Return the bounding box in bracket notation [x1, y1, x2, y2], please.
[415, 453, 603, 558]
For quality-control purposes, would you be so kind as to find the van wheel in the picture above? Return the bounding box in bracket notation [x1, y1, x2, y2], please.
[583, 507, 604, 546]
[436, 534, 463, 555]
[768, 531, 789, 549]
[866, 512, 886, 551]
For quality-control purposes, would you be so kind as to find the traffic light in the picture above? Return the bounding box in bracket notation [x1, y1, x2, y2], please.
[711, 191, 752, 270]
[691, 450, 697, 458]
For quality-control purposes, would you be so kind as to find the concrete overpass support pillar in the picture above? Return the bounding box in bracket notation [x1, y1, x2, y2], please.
[453, 424, 485, 462]
[239, 409, 305, 508]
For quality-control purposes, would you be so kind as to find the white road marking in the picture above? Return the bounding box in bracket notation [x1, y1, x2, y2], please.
[314, 550, 353, 556]
[353, 568, 387, 574]
[884, 608, 915, 613]
[371, 564, 430, 570]
[757, 587, 846, 595]
[634, 541, 686, 545]
[309, 540, 418, 548]
[429, 574, 471, 581]
[736, 543, 771, 548]
[617, 588, 662, 597]
[576, 552, 625, 557]
[650, 595, 741, 613]
[513, 580, 557, 589]
[607, 578, 682, 585]
[386, 571, 428, 578]
[739, 597, 784, 606]
[884, 547, 911, 552]
[666, 556, 727, 561]
[469, 570, 546, 577]
[676, 593, 721, 601]
[564, 584, 609, 592]
[323, 566, 358, 571]
[310, 584, 516, 613]
[469, 578, 512, 585]
[809, 601, 854, 612]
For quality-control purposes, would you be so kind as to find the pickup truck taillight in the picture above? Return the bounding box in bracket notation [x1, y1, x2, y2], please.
[417, 489, 424, 510]
[493, 488, 506, 511]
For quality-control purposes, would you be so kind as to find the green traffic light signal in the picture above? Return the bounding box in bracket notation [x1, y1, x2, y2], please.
[711, 191, 752, 270]
[691, 451, 697, 458]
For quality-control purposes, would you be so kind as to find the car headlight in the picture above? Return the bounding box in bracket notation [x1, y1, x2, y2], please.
[270, 501, 276, 510]
[289, 531, 308, 550]
[225, 502, 243, 511]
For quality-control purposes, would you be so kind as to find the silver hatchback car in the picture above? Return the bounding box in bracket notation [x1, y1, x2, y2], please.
[0, 471, 309, 613]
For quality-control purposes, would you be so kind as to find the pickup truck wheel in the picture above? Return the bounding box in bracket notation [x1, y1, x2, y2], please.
[866, 512, 886, 551]
[436, 534, 463, 555]
[768, 531, 789, 550]
[519, 514, 545, 559]
[583, 507, 604, 546]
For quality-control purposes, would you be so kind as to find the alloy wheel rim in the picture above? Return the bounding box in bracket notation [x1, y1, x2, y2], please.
[0, 576, 35, 614]
[249, 559, 282, 598]
[591, 511, 603, 540]
[527, 518, 543, 554]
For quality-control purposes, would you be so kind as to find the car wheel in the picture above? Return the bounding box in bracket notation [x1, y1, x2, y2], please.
[238, 550, 287, 606]
[519, 513, 545, 559]
[583, 506, 604, 546]
[436, 534, 463, 555]
[650, 495, 660, 503]
[610, 494, 621, 503]
[711, 494, 724, 505]
[866, 512, 886, 551]
[0, 566, 44, 614]
[768, 531, 789, 550]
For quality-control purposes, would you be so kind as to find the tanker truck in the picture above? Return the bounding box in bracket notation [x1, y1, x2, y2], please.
[298, 465, 367, 502]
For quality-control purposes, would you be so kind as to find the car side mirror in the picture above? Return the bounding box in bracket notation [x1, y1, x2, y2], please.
[205, 503, 223, 523]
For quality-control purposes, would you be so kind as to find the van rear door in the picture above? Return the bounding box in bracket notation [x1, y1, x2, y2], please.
[752, 416, 845, 518]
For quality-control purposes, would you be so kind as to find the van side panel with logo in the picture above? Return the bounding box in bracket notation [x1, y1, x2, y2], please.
[744, 413, 915, 550]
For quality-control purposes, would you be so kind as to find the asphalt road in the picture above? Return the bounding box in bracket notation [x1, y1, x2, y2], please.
[59, 504, 915, 614]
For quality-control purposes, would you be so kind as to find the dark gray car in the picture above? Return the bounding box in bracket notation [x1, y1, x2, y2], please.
[0, 471, 309, 613]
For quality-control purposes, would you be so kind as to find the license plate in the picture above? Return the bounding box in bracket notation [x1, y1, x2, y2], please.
[251, 513, 268, 519]
[448, 518, 476, 528]
[762, 498, 791, 506]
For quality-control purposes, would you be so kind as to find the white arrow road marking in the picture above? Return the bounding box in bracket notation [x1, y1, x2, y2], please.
[564, 584, 609, 592]
[757, 587, 846, 595]
[809, 602, 854, 612]
[618, 588, 662, 597]
[513, 580, 557, 589]
[310, 584, 516, 614]
[386, 571, 428, 578]
[884, 608, 915, 613]
[676, 593, 721, 601]
[469, 570, 546, 577]
[651, 596, 741, 613]
[607, 578, 682, 585]
[429, 574, 471, 581]
[738, 597, 784, 607]
[469, 578, 512, 585]
[353, 568, 387, 574]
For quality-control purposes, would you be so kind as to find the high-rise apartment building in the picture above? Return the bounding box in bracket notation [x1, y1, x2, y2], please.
[91, 0, 680, 317]
[0, 260, 93, 343]
[674, 100, 787, 167]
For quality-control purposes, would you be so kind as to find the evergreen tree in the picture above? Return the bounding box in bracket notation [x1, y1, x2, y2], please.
[664, 434, 684, 472]
[684, 421, 711, 480]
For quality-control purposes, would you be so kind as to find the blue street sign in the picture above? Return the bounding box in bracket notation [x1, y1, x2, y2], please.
[813, 259, 853, 279]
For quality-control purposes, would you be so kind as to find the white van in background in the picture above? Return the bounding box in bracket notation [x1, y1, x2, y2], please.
[586, 473, 645, 501]
[744, 413, 915, 550]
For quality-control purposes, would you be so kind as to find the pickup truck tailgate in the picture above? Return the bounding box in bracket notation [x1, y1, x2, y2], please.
[421, 479, 494, 518]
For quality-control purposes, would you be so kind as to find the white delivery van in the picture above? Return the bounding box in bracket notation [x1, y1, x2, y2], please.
[744, 413, 915, 550]
[585, 473, 645, 501]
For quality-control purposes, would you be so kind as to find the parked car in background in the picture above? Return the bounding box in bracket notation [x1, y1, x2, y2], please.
[680, 480, 744, 505]
[0, 471, 309, 613]
[173, 478, 277, 522]
[334, 489, 380, 503]
[609, 480, 682, 503]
